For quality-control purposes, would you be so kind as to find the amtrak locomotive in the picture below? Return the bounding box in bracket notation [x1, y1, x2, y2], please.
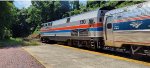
[40, 2, 150, 56]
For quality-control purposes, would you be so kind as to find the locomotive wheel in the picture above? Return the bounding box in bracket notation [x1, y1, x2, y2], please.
[40, 37, 44, 43]
[72, 40, 78, 47]
[45, 38, 50, 43]
[41, 37, 47, 43]
[72, 40, 75, 46]
[84, 41, 89, 48]
[77, 40, 82, 48]
[87, 41, 91, 49]
[67, 39, 72, 46]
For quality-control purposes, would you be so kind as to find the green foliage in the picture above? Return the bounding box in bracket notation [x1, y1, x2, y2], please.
[23, 40, 39, 46]
[0, 37, 39, 47]
[86, 1, 143, 10]
[87, 1, 101, 8]
[11, 8, 31, 37]
[0, 1, 14, 39]
[79, 3, 88, 12]
[70, 1, 80, 10]
[68, 9, 81, 16]
[32, 1, 55, 22]
[0, 38, 23, 47]
[115, 1, 144, 8]
[32, 1, 70, 22]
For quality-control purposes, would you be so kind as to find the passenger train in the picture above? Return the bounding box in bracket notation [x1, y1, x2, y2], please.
[40, 2, 150, 56]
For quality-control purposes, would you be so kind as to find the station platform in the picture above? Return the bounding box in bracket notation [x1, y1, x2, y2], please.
[23, 43, 150, 68]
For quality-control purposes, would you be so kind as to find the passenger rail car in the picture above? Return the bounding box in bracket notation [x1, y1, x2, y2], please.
[104, 2, 150, 56]
[40, 2, 150, 56]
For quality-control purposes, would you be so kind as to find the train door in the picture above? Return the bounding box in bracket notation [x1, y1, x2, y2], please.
[104, 16, 114, 46]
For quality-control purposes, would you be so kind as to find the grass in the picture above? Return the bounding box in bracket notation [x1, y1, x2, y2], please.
[0, 37, 40, 47]
[0, 38, 23, 47]
[23, 40, 40, 46]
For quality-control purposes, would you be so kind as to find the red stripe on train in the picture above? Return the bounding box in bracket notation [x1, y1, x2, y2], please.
[40, 22, 103, 32]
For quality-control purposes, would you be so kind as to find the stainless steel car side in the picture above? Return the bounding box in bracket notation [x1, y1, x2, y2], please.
[103, 2, 150, 55]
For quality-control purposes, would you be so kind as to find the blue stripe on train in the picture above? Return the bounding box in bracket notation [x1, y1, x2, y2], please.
[41, 27, 103, 34]
[88, 27, 103, 31]
[113, 19, 150, 31]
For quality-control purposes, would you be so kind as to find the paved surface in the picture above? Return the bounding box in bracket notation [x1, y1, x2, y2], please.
[0, 47, 45, 68]
[23, 43, 150, 68]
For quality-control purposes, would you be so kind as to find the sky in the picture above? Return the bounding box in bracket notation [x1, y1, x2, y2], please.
[13, 0, 87, 9]
[13, 0, 32, 9]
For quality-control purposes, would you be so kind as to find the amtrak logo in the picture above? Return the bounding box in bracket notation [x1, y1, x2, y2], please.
[130, 21, 142, 28]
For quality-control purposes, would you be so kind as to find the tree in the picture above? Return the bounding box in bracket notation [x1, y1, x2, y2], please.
[11, 8, 31, 37]
[86, 1, 143, 10]
[70, 1, 80, 10]
[0, 1, 14, 39]
[32, 1, 54, 23]
[59, 1, 70, 18]
[27, 6, 41, 32]
[32, 1, 71, 22]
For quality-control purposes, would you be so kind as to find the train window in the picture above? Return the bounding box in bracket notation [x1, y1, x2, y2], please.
[117, 16, 122, 20]
[106, 16, 113, 23]
[89, 19, 94, 24]
[45, 24, 47, 27]
[101, 11, 103, 13]
[137, 3, 143, 8]
[99, 18, 102, 22]
[148, 7, 150, 15]
[48, 23, 51, 26]
[107, 23, 112, 29]
[80, 20, 86, 24]
[51, 22, 53, 26]
[100, 11, 105, 16]
[67, 18, 70, 23]
[48, 22, 53, 26]
[143, 8, 150, 15]
[116, 12, 124, 20]
[105, 16, 113, 29]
